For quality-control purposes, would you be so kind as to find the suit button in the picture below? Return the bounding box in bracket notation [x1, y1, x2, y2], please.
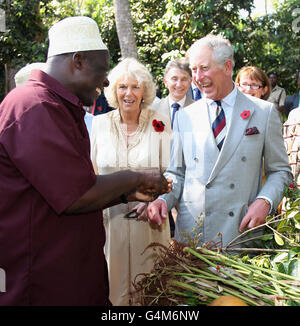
[241, 156, 247, 162]
[229, 211, 234, 217]
[194, 157, 199, 162]
[230, 183, 235, 189]
[206, 211, 211, 216]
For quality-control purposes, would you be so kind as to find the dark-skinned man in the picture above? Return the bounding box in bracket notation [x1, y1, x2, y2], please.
[0, 16, 171, 306]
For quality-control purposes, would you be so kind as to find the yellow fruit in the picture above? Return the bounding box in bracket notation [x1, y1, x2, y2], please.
[209, 295, 248, 306]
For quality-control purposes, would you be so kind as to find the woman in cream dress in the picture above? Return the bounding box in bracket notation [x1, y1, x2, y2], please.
[91, 58, 171, 306]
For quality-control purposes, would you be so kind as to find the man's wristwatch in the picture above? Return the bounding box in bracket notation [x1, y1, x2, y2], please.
[263, 198, 271, 207]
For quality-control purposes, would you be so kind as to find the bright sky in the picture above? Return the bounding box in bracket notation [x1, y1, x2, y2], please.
[252, 0, 275, 16]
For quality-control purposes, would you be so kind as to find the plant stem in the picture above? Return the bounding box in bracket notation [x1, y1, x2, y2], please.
[175, 271, 274, 305]
[200, 247, 300, 283]
[183, 247, 264, 296]
[222, 247, 289, 253]
[169, 279, 219, 299]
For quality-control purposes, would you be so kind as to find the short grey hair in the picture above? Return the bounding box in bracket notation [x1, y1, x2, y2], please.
[187, 33, 235, 70]
[164, 57, 192, 77]
[105, 58, 156, 110]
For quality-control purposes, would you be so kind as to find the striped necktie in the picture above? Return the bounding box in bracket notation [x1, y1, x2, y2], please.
[212, 100, 226, 150]
[171, 102, 180, 129]
[194, 88, 202, 101]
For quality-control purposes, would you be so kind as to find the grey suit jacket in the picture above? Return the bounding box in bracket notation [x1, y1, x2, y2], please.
[151, 95, 194, 123]
[161, 90, 293, 246]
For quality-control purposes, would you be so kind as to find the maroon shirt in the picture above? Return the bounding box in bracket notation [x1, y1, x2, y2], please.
[0, 70, 110, 305]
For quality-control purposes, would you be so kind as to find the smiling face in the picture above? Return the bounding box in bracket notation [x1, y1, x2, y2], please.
[163, 67, 191, 102]
[189, 45, 233, 101]
[237, 73, 268, 99]
[73, 50, 110, 106]
[116, 76, 144, 114]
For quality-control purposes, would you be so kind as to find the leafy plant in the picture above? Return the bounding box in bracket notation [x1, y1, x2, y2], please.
[1, 0, 299, 100]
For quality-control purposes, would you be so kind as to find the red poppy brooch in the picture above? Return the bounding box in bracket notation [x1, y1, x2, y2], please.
[152, 119, 165, 132]
[240, 110, 250, 119]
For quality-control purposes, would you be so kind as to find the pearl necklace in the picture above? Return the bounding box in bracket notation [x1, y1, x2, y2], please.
[120, 124, 140, 137]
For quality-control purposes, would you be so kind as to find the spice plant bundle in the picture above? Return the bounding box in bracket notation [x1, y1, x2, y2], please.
[133, 241, 300, 306]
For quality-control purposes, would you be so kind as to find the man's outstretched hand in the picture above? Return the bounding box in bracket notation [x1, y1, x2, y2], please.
[147, 198, 168, 226]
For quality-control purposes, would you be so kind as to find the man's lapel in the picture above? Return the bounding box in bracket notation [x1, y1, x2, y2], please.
[208, 91, 255, 183]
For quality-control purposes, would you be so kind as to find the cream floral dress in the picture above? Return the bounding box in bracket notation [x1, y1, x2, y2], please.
[91, 108, 171, 306]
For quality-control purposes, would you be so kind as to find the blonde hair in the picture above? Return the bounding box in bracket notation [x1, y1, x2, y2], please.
[105, 58, 156, 109]
[235, 66, 271, 100]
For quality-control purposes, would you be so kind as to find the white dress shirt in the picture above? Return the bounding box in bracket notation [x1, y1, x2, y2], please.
[168, 96, 186, 117]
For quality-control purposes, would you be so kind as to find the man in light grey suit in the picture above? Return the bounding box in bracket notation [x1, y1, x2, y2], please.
[151, 57, 194, 128]
[148, 34, 293, 247]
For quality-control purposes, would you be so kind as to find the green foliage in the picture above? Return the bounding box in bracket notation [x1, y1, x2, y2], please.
[0, 0, 79, 100]
[86, 0, 299, 96]
[83, 0, 119, 67]
[0, 0, 299, 100]
[130, 0, 258, 95]
[251, 0, 300, 95]
[0, 0, 49, 67]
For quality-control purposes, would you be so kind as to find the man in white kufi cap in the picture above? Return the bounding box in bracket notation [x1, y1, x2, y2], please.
[47, 16, 108, 57]
[0, 16, 171, 306]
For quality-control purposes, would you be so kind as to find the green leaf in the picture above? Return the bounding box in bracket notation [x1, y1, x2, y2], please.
[274, 233, 285, 246]
[277, 226, 293, 232]
[277, 262, 287, 274]
[261, 234, 273, 241]
[293, 212, 300, 222]
[288, 259, 300, 278]
[273, 252, 288, 263]
[288, 248, 300, 257]
[277, 219, 287, 231]
[248, 271, 254, 281]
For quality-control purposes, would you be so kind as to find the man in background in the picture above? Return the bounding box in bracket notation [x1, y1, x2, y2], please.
[151, 57, 194, 236]
[267, 71, 286, 113]
[152, 57, 194, 128]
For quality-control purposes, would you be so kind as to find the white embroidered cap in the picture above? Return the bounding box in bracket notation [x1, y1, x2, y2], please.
[14, 62, 45, 86]
[47, 16, 108, 58]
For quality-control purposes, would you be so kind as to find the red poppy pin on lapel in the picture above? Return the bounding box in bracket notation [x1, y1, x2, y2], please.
[152, 119, 165, 132]
[240, 110, 250, 119]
